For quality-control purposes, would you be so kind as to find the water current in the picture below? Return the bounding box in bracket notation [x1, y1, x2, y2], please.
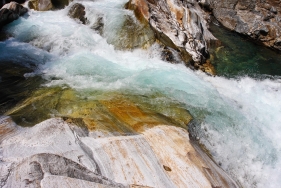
[1, 0, 281, 187]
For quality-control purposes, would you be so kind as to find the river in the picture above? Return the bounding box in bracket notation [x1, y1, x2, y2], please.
[1, 0, 281, 187]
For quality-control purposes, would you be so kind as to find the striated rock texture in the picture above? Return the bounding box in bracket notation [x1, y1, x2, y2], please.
[126, 0, 218, 75]
[0, 1, 27, 28]
[199, 0, 281, 51]
[28, 0, 69, 11]
[0, 117, 239, 188]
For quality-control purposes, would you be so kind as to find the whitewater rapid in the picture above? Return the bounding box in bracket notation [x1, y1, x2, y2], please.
[1, 0, 281, 187]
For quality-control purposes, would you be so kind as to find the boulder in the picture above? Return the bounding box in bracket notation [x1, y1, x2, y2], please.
[5, 88, 192, 131]
[126, 0, 218, 75]
[28, 0, 69, 11]
[1, 1, 27, 15]
[68, 3, 87, 24]
[0, 1, 27, 28]
[0, 0, 26, 9]
[204, 0, 281, 51]
[0, 117, 239, 187]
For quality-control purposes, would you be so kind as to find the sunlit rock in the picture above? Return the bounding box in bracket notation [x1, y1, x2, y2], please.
[125, 0, 218, 74]
[0, 118, 238, 187]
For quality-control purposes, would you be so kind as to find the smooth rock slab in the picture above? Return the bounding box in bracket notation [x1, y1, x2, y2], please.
[0, 118, 238, 188]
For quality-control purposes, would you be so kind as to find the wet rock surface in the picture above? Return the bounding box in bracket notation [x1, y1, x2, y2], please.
[201, 0, 281, 51]
[4, 88, 193, 132]
[126, 0, 218, 75]
[68, 3, 87, 24]
[0, 1, 27, 28]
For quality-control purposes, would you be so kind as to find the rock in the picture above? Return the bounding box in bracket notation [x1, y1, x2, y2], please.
[68, 3, 87, 24]
[0, 117, 239, 187]
[0, 2, 27, 28]
[161, 46, 182, 64]
[1, 1, 27, 15]
[91, 16, 104, 35]
[4, 153, 126, 187]
[106, 14, 155, 50]
[198, 0, 213, 11]
[270, 6, 277, 14]
[0, 0, 26, 9]
[0, 116, 18, 143]
[28, 0, 69, 11]
[0, 8, 18, 28]
[126, 0, 218, 74]
[5, 88, 193, 133]
[206, 0, 281, 51]
[163, 165, 172, 171]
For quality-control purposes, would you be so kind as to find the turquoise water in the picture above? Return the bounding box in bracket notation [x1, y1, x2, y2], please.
[1, 1, 281, 187]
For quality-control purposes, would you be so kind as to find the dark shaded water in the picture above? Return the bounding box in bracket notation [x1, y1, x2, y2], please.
[210, 23, 281, 78]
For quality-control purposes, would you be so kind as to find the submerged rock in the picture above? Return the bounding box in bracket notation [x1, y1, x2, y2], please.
[28, 0, 69, 11]
[126, 0, 218, 74]
[111, 14, 155, 50]
[5, 88, 192, 133]
[91, 16, 104, 35]
[68, 3, 87, 24]
[0, 117, 239, 187]
[203, 0, 281, 51]
[0, 1, 27, 28]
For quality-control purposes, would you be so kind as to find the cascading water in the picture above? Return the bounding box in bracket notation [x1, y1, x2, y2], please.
[1, 0, 281, 187]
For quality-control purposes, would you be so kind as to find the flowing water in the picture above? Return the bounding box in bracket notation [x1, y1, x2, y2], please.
[1, 0, 281, 187]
